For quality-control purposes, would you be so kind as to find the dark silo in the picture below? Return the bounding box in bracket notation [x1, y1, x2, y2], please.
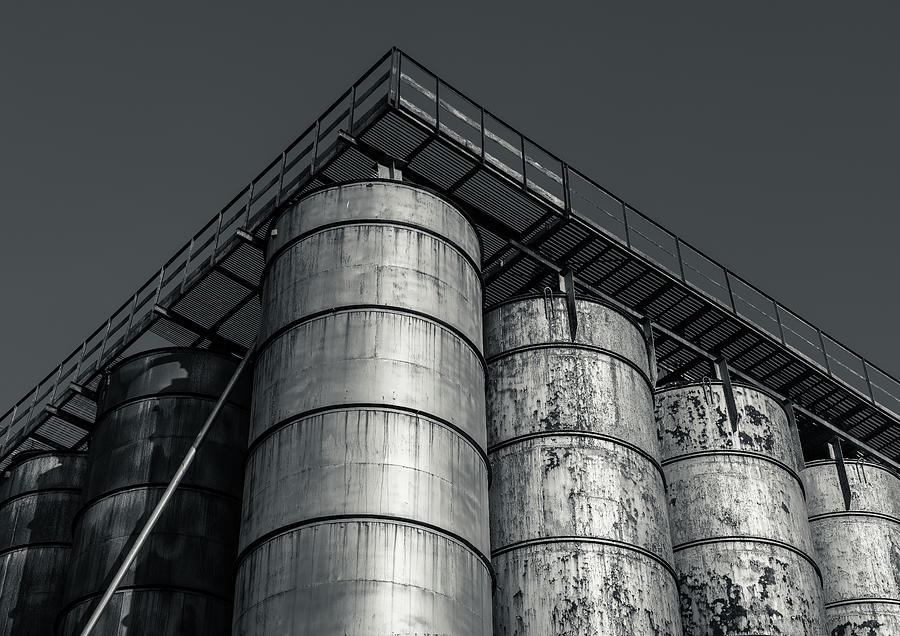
[233, 182, 491, 635]
[0, 452, 86, 636]
[804, 459, 900, 634]
[656, 382, 826, 635]
[486, 296, 681, 635]
[58, 348, 251, 635]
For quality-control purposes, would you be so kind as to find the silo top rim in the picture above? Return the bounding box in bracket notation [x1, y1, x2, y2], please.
[101, 345, 243, 377]
[269, 179, 483, 261]
[804, 458, 895, 474]
[654, 378, 787, 408]
[2, 449, 87, 475]
[484, 291, 644, 333]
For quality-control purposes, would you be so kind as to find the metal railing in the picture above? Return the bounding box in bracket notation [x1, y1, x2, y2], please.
[2, 47, 899, 462]
[0, 50, 396, 460]
[395, 50, 900, 422]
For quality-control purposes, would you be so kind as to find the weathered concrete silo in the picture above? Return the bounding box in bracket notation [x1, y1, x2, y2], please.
[804, 459, 900, 634]
[0, 451, 86, 636]
[233, 182, 491, 634]
[486, 296, 681, 635]
[656, 382, 826, 634]
[58, 348, 250, 635]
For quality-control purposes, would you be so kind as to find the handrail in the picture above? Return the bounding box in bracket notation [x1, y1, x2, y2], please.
[2, 45, 899, 463]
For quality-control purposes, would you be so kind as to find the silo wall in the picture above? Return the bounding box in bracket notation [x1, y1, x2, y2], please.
[233, 181, 492, 635]
[0, 451, 86, 636]
[486, 296, 681, 635]
[804, 459, 900, 635]
[656, 382, 826, 635]
[59, 348, 250, 635]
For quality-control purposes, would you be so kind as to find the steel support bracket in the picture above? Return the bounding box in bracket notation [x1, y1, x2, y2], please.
[715, 357, 739, 432]
[831, 436, 853, 511]
[643, 318, 657, 387]
[559, 269, 578, 341]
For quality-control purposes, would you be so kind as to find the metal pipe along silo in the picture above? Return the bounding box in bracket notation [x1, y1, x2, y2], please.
[58, 348, 251, 635]
[655, 382, 826, 634]
[232, 181, 492, 634]
[486, 296, 682, 635]
[0, 451, 86, 636]
[804, 458, 900, 634]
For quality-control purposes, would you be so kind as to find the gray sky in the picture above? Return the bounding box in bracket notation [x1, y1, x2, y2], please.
[1, 2, 897, 411]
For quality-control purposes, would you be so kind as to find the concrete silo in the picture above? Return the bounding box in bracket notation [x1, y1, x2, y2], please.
[59, 348, 250, 635]
[232, 181, 492, 634]
[486, 295, 681, 635]
[656, 382, 826, 634]
[804, 458, 900, 634]
[0, 452, 86, 636]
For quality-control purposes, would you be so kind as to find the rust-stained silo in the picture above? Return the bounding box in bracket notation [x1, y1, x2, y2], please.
[0, 451, 86, 636]
[58, 348, 251, 635]
[233, 182, 491, 634]
[804, 459, 900, 634]
[486, 295, 681, 635]
[656, 382, 826, 635]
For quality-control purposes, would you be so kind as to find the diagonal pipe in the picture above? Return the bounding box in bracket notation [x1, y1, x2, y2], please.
[79, 343, 255, 636]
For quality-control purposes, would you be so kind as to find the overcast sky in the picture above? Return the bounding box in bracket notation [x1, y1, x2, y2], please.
[1, 2, 897, 412]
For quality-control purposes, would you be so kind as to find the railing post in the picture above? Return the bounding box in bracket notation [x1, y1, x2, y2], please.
[311, 120, 321, 175]
[480, 108, 485, 163]
[73, 340, 88, 382]
[125, 292, 139, 339]
[152, 266, 165, 308]
[212, 211, 224, 253]
[98, 317, 113, 366]
[520, 135, 527, 190]
[434, 81, 440, 132]
[674, 238, 686, 281]
[3, 405, 18, 450]
[275, 151, 287, 207]
[724, 270, 736, 312]
[181, 237, 195, 293]
[242, 181, 255, 228]
[561, 163, 572, 219]
[622, 203, 632, 249]
[862, 360, 876, 403]
[389, 48, 401, 107]
[818, 329, 832, 374]
[348, 84, 358, 135]
[49, 363, 64, 402]
[773, 303, 787, 345]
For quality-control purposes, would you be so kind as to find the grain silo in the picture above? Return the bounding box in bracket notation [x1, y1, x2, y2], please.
[232, 182, 492, 634]
[1, 47, 899, 636]
[58, 348, 250, 635]
[486, 295, 681, 635]
[656, 382, 826, 634]
[0, 452, 86, 636]
[804, 458, 900, 634]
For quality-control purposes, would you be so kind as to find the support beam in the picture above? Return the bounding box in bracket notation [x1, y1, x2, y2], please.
[657, 355, 709, 386]
[153, 305, 247, 357]
[634, 281, 675, 313]
[45, 405, 93, 432]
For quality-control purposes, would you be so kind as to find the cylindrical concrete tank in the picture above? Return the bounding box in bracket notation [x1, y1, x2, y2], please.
[656, 382, 826, 635]
[59, 348, 251, 635]
[0, 452, 86, 636]
[486, 295, 681, 635]
[233, 182, 491, 634]
[804, 459, 900, 634]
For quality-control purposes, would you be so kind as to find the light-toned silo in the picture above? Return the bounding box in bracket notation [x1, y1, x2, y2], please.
[233, 181, 491, 634]
[486, 295, 681, 635]
[656, 382, 826, 634]
[59, 348, 251, 635]
[0, 451, 86, 636]
[804, 459, 900, 634]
